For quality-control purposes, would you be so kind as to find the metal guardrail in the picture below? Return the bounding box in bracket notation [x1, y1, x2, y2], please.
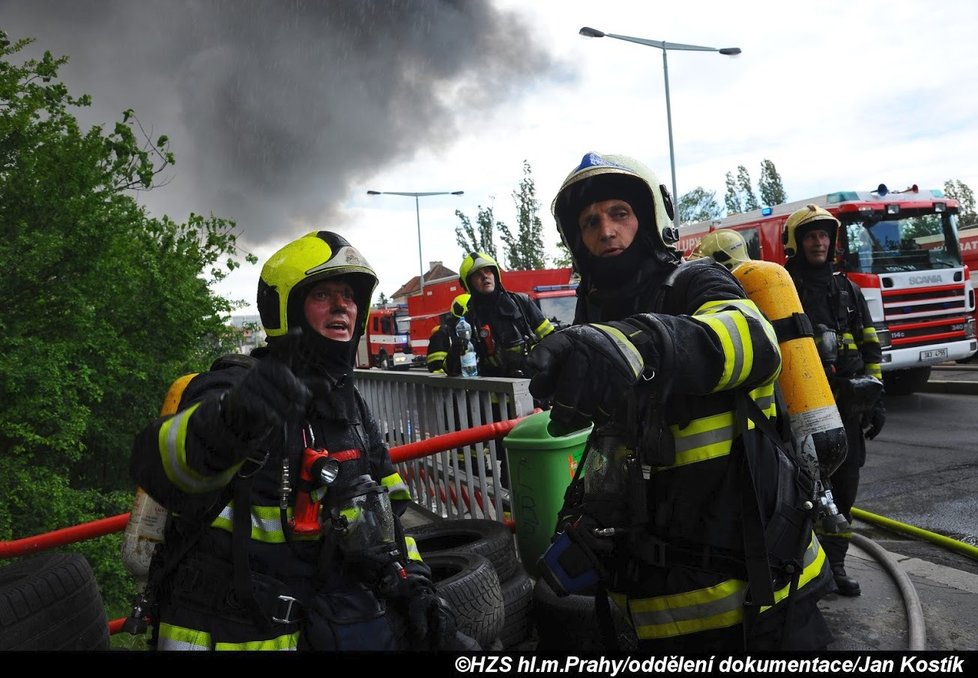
[353, 369, 536, 522]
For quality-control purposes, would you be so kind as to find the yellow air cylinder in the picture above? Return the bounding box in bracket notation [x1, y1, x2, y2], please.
[732, 260, 847, 476]
[121, 373, 198, 580]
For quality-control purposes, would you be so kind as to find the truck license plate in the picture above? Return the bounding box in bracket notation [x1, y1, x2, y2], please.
[919, 348, 948, 361]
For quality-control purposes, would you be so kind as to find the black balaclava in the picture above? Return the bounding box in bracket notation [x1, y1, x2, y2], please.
[567, 175, 672, 320]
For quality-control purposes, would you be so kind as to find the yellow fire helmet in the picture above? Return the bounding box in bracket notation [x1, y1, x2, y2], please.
[257, 231, 377, 339]
[451, 293, 471, 318]
[459, 252, 503, 294]
[783, 204, 840, 260]
[688, 230, 751, 271]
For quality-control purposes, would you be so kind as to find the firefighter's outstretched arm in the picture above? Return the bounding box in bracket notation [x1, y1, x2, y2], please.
[132, 360, 311, 510]
[527, 322, 647, 432]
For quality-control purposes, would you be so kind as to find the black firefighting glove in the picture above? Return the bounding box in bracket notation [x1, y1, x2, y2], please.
[403, 575, 458, 650]
[526, 323, 645, 433]
[219, 359, 311, 448]
[862, 398, 886, 440]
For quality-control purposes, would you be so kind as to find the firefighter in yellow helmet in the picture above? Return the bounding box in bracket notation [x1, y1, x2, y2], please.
[528, 152, 834, 652]
[426, 293, 470, 374]
[130, 231, 474, 651]
[784, 204, 885, 597]
[450, 252, 553, 378]
[688, 229, 751, 271]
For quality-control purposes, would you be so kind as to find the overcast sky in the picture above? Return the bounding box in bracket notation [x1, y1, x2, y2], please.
[4, 0, 977, 314]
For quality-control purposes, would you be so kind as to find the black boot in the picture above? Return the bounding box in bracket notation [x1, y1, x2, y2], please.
[831, 563, 861, 597]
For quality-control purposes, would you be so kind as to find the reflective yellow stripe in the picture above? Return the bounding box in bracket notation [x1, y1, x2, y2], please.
[625, 535, 825, 639]
[534, 319, 555, 339]
[629, 579, 747, 639]
[427, 350, 447, 364]
[159, 403, 239, 493]
[211, 503, 319, 543]
[667, 386, 775, 468]
[693, 304, 752, 391]
[215, 632, 300, 651]
[404, 535, 423, 562]
[760, 534, 828, 612]
[158, 622, 212, 650]
[865, 363, 882, 380]
[382, 472, 411, 502]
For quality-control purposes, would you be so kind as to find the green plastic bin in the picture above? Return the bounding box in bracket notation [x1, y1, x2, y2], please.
[504, 410, 591, 575]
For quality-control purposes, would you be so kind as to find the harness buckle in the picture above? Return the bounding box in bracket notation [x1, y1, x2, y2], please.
[272, 595, 302, 624]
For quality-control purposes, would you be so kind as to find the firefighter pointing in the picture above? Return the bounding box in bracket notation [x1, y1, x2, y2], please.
[528, 152, 835, 652]
[129, 231, 474, 651]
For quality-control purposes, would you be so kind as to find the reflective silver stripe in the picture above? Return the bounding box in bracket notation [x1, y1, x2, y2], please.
[669, 386, 775, 468]
[382, 472, 411, 501]
[693, 304, 749, 390]
[211, 503, 317, 543]
[628, 579, 747, 639]
[158, 622, 212, 650]
[159, 404, 238, 493]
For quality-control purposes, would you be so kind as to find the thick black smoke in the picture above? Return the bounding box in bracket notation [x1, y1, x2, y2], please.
[0, 0, 566, 247]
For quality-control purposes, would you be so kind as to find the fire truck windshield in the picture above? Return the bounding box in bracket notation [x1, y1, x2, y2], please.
[842, 211, 962, 274]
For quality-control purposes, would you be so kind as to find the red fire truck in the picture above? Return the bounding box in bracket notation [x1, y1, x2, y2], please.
[680, 184, 978, 394]
[356, 305, 413, 370]
[404, 267, 578, 365]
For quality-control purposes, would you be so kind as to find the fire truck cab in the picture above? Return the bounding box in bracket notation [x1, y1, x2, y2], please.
[356, 306, 412, 370]
[681, 184, 978, 394]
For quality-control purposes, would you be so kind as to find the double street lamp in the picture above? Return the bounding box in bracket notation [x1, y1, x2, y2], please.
[367, 190, 464, 294]
[579, 27, 741, 228]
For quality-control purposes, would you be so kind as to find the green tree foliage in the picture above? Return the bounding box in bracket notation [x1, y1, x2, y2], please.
[724, 171, 741, 214]
[0, 31, 250, 616]
[678, 187, 723, 225]
[758, 159, 787, 207]
[945, 179, 977, 227]
[454, 204, 501, 260]
[737, 165, 760, 212]
[497, 160, 546, 270]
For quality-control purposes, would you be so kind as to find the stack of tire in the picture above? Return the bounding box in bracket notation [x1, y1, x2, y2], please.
[0, 552, 110, 650]
[406, 519, 533, 649]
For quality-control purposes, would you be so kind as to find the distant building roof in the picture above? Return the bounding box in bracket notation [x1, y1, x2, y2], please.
[392, 262, 457, 299]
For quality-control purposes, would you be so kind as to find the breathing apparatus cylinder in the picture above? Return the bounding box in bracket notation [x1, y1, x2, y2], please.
[732, 260, 850, 533]
[121, 373, 198, 581]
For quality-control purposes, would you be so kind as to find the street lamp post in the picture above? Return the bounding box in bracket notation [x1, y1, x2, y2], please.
[579, 27, 741, 228]
[367, 190, 464, 295]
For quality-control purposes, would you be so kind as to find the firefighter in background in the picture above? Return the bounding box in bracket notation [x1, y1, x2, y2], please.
[687, 229, 751, 271]
[130, 231, 469, 651]
[449, 252, 554, 378]
[529, 152, 834, 651]
[784, 204, 886, 597]
[426, 293, 470, 374]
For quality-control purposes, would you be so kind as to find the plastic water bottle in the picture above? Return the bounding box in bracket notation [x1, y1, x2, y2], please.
[456, 317, 479, 378]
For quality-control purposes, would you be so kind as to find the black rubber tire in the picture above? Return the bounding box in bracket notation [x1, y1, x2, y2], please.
[498, 566, 533, 649]
[531, 577, 636, 651]
[427, 552, 504, 648]
[0, 552, 110, 650]
[408, 519, 519, 582]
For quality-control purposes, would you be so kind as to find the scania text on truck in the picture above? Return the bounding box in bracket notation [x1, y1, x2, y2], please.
[680, 184, 977, 394]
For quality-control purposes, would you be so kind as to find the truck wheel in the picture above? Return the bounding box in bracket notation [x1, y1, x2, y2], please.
[0, 552, 109, 650]
[883, 366, 932, 396]
[427, 552, 504, 648]
[407, 518, 519, 581]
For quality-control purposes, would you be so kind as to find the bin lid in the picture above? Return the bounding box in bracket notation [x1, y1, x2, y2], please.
[504, 409, 592, 449]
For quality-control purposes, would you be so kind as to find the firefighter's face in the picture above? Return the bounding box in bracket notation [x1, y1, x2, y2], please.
[578, 199, 639, 257]
[468, 267, 496, 294]
[801, 228, 832, 266]
[304, 279, 358, 342]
